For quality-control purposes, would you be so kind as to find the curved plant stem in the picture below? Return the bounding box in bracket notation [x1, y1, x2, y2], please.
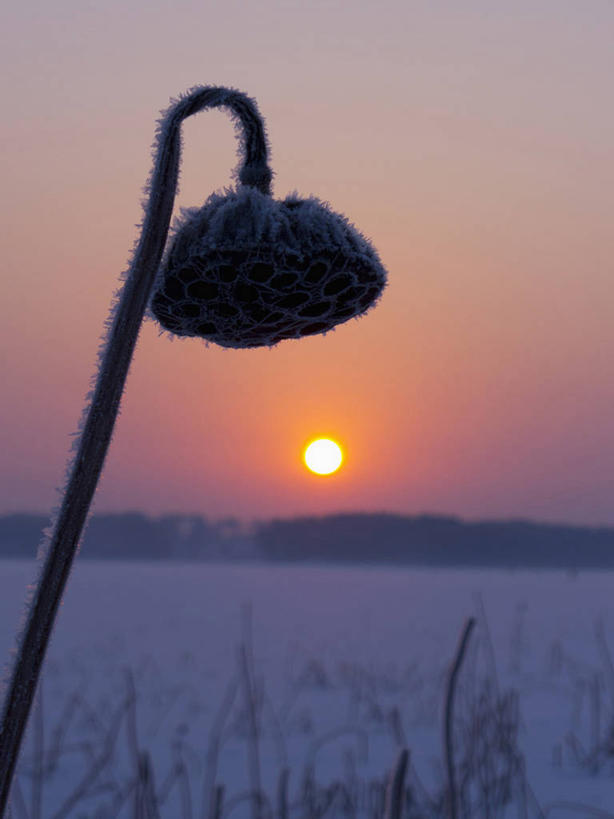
[0, 85, 271, 817]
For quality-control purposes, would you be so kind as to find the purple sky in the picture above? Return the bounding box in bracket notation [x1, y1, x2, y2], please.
[1, 0, 613, 524]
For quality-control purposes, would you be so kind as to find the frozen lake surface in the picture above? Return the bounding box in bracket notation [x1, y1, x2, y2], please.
[2, 560, 614, 817]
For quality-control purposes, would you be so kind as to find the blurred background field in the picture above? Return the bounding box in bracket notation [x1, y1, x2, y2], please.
[3, 560, 614, 817]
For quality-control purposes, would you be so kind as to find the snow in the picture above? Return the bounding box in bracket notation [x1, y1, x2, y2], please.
[2, 560, 614, 816]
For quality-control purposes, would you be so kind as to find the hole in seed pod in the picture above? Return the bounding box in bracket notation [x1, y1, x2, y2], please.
[304, 261, 329, 284]
[270, 272, 298, 290]
[245, 304, 269, 322]
[163, 322, 184, 335]
[324, 252, 342, 270]
[337, 286, 362, 305]
[265, 322, 293, 337]
[155, 309, 175, 325]
[178, 303, 201, 318]
[256, 320, 284, 334]
[359, 286, 381, 308]
[259, 289, 279, 306]
[218, 265, 238, 283]
[234, 283, 259, 302]
[197, 322, 217, 335]
[356, 267, 378, 284]
[164, 277, 184, 300]
[299, 301, 331, 318]
[187, 281, 219, 300]
[156, 308, 180, 326]
[264, 311, 284, 323]
[334, 306, 357, 319]
[178, 266, 199, 284]
[300, 321, 330, 336]
[340, 270, 357, 285]
[285, 323, 304, 335]
[213, 302, 239, 318]
[248, 262, 274, 283]
[283, 253, 305, 270]
[324, 274, 353, 296]
[151, 295, 170, 314]
[277, 291, 310, 309]
[228, 250, 250, 266]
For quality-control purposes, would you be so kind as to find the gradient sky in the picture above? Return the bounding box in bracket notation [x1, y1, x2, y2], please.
[1, 0, 613, 525]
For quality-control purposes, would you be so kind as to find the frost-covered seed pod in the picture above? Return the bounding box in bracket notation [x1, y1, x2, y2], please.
[151, 114, 386, 348]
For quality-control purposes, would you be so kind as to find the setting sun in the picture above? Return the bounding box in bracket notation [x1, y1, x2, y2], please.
[303, 438, 344, 476]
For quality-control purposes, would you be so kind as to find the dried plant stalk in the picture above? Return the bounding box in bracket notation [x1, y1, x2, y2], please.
[444, 617, 476, 819]
[0, 86, 273, 816]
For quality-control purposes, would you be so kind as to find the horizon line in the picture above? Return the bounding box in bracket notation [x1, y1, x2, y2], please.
[1, 509, 614, 532]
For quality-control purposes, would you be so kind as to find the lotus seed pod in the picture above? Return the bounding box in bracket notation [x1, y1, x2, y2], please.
[151, 186, 387, 348]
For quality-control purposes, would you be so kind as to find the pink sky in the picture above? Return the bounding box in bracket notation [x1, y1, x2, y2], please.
[1, 1, 613, 524]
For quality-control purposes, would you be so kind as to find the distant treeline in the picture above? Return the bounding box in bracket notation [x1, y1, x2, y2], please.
[255, 513, 614, 569]
[0, 513, 254, 561]
[2, 512, 614, 568]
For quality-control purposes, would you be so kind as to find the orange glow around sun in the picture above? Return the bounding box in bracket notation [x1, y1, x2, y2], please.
[303, 438, 344, 475]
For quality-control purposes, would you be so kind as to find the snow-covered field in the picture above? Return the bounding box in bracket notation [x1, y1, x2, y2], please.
[2, 559, 614, 817]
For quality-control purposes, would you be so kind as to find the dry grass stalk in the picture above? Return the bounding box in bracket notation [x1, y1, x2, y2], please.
[384, 749, 408, 819]
[443, 618, 476, 819]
